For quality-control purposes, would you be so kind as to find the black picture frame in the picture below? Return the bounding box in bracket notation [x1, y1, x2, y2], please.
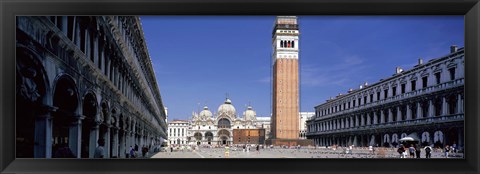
[1, 0, 479, 174]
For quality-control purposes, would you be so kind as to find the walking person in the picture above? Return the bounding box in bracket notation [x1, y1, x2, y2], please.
[408, 144, 415, 158]
[93, 138, 105, 158]
[444, 145, 450, 158]
[130, 146, 136, 158]
[415, 144, 421, 158]
[424, 146, 432, 158]
[397, 145, 406, 158]
[256, 144, 260, 154]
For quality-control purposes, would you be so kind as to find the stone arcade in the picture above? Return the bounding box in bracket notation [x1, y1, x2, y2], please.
[16, 16, 167, 158]
[307, 46, 464, 150]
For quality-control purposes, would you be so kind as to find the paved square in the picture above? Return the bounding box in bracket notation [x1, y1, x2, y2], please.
[151, 146, 463, 159]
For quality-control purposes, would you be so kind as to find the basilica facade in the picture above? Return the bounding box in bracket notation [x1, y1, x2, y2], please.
[187, 98, 261, 145]
[16, 16, 167, 158]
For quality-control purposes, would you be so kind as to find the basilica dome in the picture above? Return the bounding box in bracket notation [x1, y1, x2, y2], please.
[217, 98, 236, 118]
[199, 106, 213, 120]
[243, 106, 256, 121]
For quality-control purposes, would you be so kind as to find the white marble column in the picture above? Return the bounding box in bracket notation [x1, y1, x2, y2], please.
[417, 102, 423, 119]
[373, 112, 378, 124]
[442, 97, 448, 115]
[380, 110, 385, 123]
[406, 104, 412, 120]
[428, 100, 434, 117]
[366, 113, 371, 125]
[360, 114, 365, 126]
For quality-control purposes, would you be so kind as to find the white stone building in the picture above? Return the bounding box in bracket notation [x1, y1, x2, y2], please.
[168, 120, 189, 145]
[307, 46, 464, 149]
[299, 112, 315, 139]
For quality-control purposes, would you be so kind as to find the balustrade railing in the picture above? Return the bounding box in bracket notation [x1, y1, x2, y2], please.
[312, 78, 464, 121]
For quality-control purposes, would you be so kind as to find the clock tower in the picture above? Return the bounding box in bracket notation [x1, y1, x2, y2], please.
[271, 16, 300, 142]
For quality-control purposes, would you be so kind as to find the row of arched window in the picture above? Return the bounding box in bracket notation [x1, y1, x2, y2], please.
[280, 40, 295, 48]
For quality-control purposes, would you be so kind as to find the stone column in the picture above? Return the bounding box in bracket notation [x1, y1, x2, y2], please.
[417, 102, 423, 119]
[61, 17, 68, 34]
[406, 104, 412, 120]
[396, 106, 402, 122]
[443, 97, 449, 115]
[380, 110, 385, 123]
[75, 19, 81, 47]
[388, 108, 393, 123]
[457, 94, 463, 113]
[355, 115, 359, 127]
[104, 126, 111, 158]
[34, 110, 53, 158]
[366, 113, 371, 125]
[350, 116, 354, 127]
[428, 100, 434, 117]
[345, 118, 349, 128]
[373, 112, 378, 124]
[89, 123, 100, 158]
[69, 116, 82, 158]
[112, 128, 119, 158]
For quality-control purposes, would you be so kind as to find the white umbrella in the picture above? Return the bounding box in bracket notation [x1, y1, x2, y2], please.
[399, 137, 415, 142]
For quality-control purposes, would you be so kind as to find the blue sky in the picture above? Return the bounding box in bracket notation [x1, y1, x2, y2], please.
[140, 16, 464, 121]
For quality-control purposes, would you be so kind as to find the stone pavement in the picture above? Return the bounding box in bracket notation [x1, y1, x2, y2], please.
[151, 147, 464, 159]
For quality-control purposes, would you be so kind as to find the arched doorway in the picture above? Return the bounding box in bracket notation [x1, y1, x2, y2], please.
[434, 131, 444, 148]
[217, 129, 230, 145]
[205, 131, 213, 145]
[194, 132, 202, 145]
[16, 47, 48, 158]
[391, 134, 399, 147]
[81, 93, 97, 158]
[220, 136, 228, 145]
[421, 132, 430, 146]
[52, 75, 79, 158]
[383, 134, 390, 147]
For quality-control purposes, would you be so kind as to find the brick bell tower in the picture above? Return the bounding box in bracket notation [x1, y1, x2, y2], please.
[270, 16, 301, 145]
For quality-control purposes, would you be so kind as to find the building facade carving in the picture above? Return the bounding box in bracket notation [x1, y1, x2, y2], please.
[306, 46, 464, 149]
[16, 16, 167, 158]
